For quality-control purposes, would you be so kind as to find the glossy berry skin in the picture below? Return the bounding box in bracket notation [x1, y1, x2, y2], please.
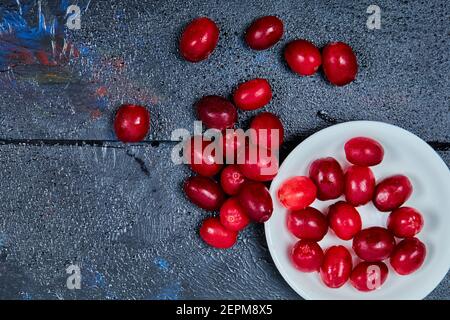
[220, 165, 247, 196]
[219, 197, 250, 232]
[238, 182, 273, 223]
[345, 137, 384, 167]
[284, 40, 322, 76]
[277, 176, 317, 211]
[287, 207, 328, 241]
[320, 246, 353, 288]
[291, 240, 324, 273]
[245, 16, 284, 50]
[322, 41, 358, 86]
[233, 78, 272, 111]
[309, 157, 344, 200]
[328, 201, 362, 240]
[199, 217, 237, 249]
[373, 175, 413, 212]
[238, 144, 278, 182]
[249, 112, 284, 150]
[184, 176, 225, 211]
[185, 136, 223, 177]
[390, 237, 426, 275]
[350, 262, 389, 292]
[221, 129, 246, 163]
[114, 104, 150, 142]
[352, 227, 396, 262]
[344, 165, 375, 207]
[196, 96, 237, 130]
[179, 17, 219, 62]
[387, 207, 424, 238]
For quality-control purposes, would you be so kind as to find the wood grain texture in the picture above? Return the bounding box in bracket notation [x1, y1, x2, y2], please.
[0, 0, 448, 299]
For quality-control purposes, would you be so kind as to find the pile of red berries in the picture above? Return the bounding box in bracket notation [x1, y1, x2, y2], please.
[182, 78, 282, 249]
[278, 137, 426, 291]
[177, 15, 360, 249]
[111, 16, 361, 252]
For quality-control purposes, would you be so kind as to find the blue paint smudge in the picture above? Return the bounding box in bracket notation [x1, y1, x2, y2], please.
[155, 282, 181, 300]
[78, 44, 90, 56]
[83, 267, 107, 289]
[95, 96, 109, 110]
[154, 257, 170, 272]
[20, 291, 32, 300]
[0, 1, 89, 69]
[94, 271, 106, 288]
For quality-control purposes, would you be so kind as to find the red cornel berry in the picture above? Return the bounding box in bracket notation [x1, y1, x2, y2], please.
[320, 245, 353, 288]
[184, 176, 225, 211]
[352, 227, 396, 262]
[184, 136, 223, 177]
[345, 137, 384, 166]
[114, 104, 150, 143]
[350, 261, 389, 292]
[179, 17, 219, 62]
[245, 16, 284, 50]
[309, 157, 344, 200]
[284, 39, 322, 76]
[196, 95, 237, 130]
[249, 112, 284, 150]
[219, 197, 250, 232]
[291, 240, 324, 273]
[238, 144, 279, 182]
[199, 217, 237, 249]
[390, 237, 426, 275]
[277, 176, 317, 211]
[220, 165, 247, 196]
[287, 207, 328, 241]
[373, 175, 413, 212]
[238, 182, 273, 223]
[322, 42, 358, 86]
[233, 78, 272, 111]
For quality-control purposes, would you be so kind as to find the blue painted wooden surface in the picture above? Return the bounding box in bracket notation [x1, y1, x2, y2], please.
[0, 0, 448, 299]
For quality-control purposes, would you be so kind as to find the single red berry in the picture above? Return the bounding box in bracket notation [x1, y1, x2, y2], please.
[284, 39, 322, 76]
[219, 198, 250, 232]
[238, 182, 273, 223]
[184, 176, 225, 211]
[245, 16, 284, 50]
[233, 78, 272, 111]
[114, 104, 150, 142]
[179, 17, 219, 62]
[249, 112, 284, 150]
[199, 217, 237, 249]
[291, 240, 324, 273]
[220, 165, 247, 196]
[196, 95, 237, 130]
[322, 41, 358, 86]
[387, 207, 424, 238]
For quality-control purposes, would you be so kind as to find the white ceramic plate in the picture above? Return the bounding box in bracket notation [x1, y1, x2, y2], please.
[265, 121, 450, 300]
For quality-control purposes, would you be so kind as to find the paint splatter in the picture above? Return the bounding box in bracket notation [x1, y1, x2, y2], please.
[0, 0, 86, 70]
[155, 282, 181, 300]
[154, 257, 170, 272]
[20, 291, 33, 300]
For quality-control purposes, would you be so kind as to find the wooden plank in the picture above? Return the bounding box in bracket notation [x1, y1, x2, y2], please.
[0, 143, 448, 299]
[0, 0, 448, 143]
